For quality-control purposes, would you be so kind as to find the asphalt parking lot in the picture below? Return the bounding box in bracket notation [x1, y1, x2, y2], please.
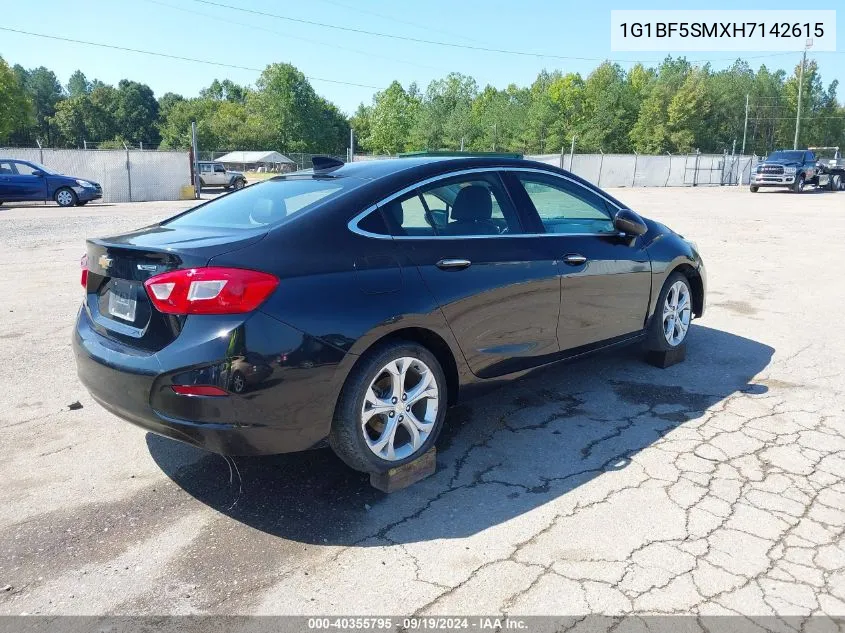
[0, 186, 843, 620]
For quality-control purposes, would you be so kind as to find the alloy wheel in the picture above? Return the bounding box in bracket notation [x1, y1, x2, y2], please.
[662, 280, 691, 347]
[360, 356, 438, 461]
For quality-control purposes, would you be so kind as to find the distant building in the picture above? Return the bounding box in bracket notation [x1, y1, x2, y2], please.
[215, 151, 296, 173]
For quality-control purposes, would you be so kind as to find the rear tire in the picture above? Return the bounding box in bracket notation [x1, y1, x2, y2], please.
[55, 188, 77, 207]
[792, 174, 805, 193]
[329, 341, 447, 473]
[749, 186, 759, 193]
[646, 272, 693, 352]
[831, 175, 842, 192]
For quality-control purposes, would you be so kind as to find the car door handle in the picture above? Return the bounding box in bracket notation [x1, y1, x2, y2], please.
[562, 254, 587, 265]
[436, 258, 472, 271]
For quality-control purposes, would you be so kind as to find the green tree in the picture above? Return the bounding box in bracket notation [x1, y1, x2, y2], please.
[67, 70, 91, 97]
[115, 80, 160, 146]
[0, 56, 34, 143]
[15, 65, 64, 144]
[366, 81, 418, 154]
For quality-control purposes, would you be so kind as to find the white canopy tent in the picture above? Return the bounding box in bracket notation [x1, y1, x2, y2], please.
[214, 151, 295, 172]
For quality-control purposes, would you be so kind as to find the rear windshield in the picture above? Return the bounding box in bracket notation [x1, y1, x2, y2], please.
[164, 177, 358, 229]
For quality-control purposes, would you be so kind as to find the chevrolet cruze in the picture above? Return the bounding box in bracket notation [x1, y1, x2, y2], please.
[73, 155, 705, 473]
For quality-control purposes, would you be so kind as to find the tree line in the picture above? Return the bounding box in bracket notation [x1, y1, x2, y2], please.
[1, 54, 843, 156]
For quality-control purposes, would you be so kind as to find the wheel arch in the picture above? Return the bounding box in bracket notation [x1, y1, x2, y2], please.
[341, 326, 461, 408]
[670, 263, 704, 318]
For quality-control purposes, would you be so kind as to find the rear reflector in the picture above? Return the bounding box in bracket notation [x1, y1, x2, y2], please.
[143, 267, 278, 315]
[80, 254, 88, 288]
[171, 385, 228, 397]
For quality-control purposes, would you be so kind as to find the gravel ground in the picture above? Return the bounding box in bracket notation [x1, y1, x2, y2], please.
[0, 186, 843, 621]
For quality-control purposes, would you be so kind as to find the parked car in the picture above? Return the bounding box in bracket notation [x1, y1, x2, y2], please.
[0, 159, 102, 207]
[73, 155, 706, 473]
[198, 161, 246, 190]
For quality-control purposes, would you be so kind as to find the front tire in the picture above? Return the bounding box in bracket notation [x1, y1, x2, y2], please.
[55, 188, 77, 207]
[232, 178, 245, 191]
[792, 174, 805, 193]
[749, 185, 759, 193]
[646, 272, 693, 352]
[329, 341, 447, 473]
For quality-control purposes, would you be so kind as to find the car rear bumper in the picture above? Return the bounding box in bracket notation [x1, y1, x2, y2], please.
[73, 306, 349, 456]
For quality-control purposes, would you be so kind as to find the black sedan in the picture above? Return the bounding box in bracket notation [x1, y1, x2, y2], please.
[73, 155, 705, 473]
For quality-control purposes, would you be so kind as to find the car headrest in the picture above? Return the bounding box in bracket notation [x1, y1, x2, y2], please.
[451, 185, 492, 222]
[249, 197, 287, 225]
[382, 200, 404, 227]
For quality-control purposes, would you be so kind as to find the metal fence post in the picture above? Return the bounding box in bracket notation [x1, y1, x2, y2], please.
[123, 142, 133, 202]
[693, 149, 701, 187]
[597, 149, 604, 187]
[632, 151, 638, 187]
[559, 146, 564, 170]
[664, 152, 672, 187]
[36, 138, 43, 165]
[569, 136, 576, 172]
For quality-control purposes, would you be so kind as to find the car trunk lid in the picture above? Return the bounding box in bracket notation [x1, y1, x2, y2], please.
[83, 224, 267, 351]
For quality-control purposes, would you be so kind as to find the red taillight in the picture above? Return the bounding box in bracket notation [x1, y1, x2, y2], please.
[171, 385, 228, 397]
[143, 267, 278, 315]
[80, 254, 88, 288]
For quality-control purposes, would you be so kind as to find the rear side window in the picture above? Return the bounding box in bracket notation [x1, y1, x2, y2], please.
[165, 177, 357, 229]
[377, 173, 522, 237]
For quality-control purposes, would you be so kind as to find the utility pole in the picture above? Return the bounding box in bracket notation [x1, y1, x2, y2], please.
[741, 94, 749, 156]
[191, 121, 201, 199]
[349, 128, 355, 162]
[794, 39, 812, 150]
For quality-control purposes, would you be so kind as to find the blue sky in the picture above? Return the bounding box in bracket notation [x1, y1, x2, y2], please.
[1, 0, 842, 115]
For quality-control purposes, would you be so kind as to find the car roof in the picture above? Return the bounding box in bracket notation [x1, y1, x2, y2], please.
[307, 156, 558, 181]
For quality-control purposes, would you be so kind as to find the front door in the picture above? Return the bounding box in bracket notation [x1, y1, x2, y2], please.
[506, 171, 652, 352]
[384, 172, 561, 378]
[10, 161, 48, 201]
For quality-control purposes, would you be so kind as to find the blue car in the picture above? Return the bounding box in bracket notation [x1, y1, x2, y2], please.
[0, 159, 103, 207]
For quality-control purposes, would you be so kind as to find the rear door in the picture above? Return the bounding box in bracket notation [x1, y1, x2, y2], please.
[381, 171, 561, 378]
[506, 171, 652, 352]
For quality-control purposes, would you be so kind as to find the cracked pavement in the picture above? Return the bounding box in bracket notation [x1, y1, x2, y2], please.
[0, 188, 843, 622]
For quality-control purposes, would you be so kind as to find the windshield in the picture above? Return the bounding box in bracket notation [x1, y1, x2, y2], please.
[164, 176, 361, 230]
[766, 151, 804, 162]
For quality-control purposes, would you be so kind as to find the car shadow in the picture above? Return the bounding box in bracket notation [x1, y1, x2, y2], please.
[147, 324, 774, 546]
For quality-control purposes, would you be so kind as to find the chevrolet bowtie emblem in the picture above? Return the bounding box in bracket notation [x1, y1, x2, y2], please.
[98, 255, 113, 269]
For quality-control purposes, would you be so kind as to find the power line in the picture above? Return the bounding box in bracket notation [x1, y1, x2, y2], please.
[311, 0, 493, 47]
[142, 0, 448, 75]
[186, 0, 818, 66]
[0, 26, 379, 89]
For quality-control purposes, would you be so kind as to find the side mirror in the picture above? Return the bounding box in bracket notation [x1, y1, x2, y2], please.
[614, 209, 648, 236]
[31, 170, 45, 177]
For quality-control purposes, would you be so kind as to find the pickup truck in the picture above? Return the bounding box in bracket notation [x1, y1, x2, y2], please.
[750, 148, 843, 193]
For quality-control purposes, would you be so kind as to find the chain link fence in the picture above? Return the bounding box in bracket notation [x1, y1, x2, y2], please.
[1, 147, 191, 203]
[351, 150, 759, 187]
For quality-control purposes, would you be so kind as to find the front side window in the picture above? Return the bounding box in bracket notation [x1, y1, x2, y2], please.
[515, 174, 615, 235]
[214, 165, 226, 173]
[165, 176, 359, 229]
[13, 162, 39, 176]
[378, 173, 522, 237]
